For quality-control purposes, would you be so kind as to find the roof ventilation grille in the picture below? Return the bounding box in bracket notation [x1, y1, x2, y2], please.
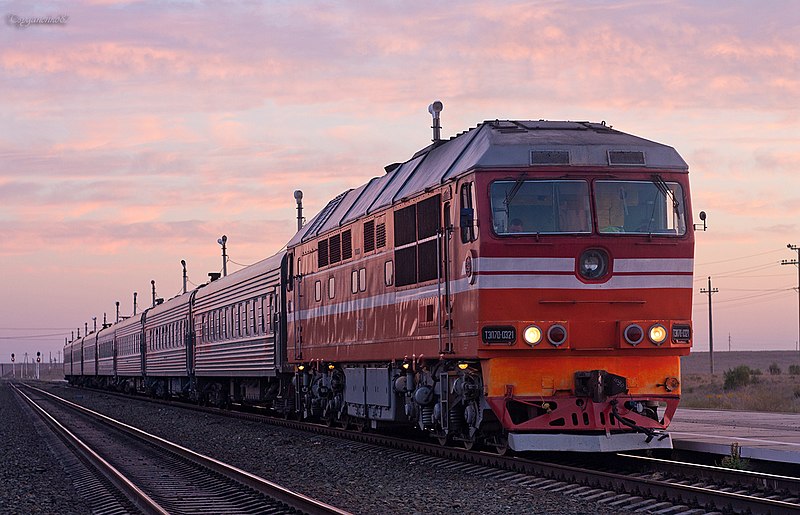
[608, 150, 645, 166]
[531, 150, 570, 165]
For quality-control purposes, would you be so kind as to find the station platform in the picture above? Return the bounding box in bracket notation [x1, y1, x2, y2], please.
[669, 408, 800, 464]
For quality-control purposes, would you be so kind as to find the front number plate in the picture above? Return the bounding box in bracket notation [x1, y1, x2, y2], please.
[672, 325, 691, 342]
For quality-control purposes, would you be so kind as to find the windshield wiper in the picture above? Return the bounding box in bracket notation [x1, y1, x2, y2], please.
[651, 174, 679, 212]
[504, 176, 527, 206]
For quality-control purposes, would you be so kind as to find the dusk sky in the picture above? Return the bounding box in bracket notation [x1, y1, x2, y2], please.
[1, 0, 799, 363]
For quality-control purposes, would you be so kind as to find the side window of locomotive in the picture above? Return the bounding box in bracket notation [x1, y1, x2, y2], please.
[460, 182, 476, 243]
[359, 267, 366, 292]
[595, 180, 686, 235]
[328, 276, 335, 299]
[394, 194, 442, 287]
[490, 180, 591, 235]
[315, 280, 321, 302]
[384, 260, 394, 286]
[351, 270, 358, 294]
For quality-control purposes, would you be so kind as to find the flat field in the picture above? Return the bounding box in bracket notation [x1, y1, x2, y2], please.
[680, 351, 800, 412]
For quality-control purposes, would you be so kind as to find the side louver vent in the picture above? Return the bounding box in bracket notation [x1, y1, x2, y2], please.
[608, 150, 645, 166]
[531, 150, 570, 165]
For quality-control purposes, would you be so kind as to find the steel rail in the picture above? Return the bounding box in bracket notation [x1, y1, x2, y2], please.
[22, 383, 350, 515]
[616, 452, 800, 496]
[11, 383, 168, 515]
[50, 383, 800, 515]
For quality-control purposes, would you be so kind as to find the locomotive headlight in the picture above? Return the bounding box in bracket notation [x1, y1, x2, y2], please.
[624, 324, 644, 346]
[649, 324, 668, 345]
[547, 324, 567, 346]
[578, 249, 609, 280]
[523, 325, 543, 346]
[457, 362, 469, 370]
[297, 365, 305, 371]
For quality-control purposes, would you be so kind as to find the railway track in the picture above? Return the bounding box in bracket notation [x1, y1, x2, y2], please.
[40, 383, 800, 514]
[12, 383, 349, 515]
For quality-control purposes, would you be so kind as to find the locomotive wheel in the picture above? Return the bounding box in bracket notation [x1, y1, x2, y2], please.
[350, 418, 367, 432]
[462, 436, 478, 451]
[492, 434, 510, 456]
[436, 433, 449, 447]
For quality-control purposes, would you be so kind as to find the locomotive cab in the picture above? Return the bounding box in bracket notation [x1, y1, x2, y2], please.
[464, 166, 693, 451]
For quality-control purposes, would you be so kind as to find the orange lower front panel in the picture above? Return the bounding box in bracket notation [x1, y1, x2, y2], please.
[483, 355, 680, 398]
[483, 355, 681, 432]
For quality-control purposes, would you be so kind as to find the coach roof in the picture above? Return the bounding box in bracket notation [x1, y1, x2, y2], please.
[288, 120, 688, 246]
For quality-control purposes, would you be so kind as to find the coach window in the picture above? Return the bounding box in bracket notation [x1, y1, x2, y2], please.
[384, 260, 394, 286]
[240, 302, 245, 337]
[247, 300, 256, 335]
[328, 276, 335, 299]
[262, 295, 269, 332]
[243, 301, 249, 336]
[351, 270, 358, 294]
[315, 280, 321, 302]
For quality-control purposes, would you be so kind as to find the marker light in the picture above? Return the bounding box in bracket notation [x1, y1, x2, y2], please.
[624, 324, 644, 346]
[401, 362, 410, 370]
[457, 362, 469, 370]
[298, 365, 305, 371]
[547, 324, 567, 346]
[523, 325, 543, 346]
[649, 324, 668, 345]
[328, 364, 335, 370]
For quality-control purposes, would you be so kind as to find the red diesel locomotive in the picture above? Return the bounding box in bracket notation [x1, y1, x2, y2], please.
[66, 105, 695, 453]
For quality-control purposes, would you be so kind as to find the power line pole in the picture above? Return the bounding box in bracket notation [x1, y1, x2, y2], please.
[700, 276, 719, 374]
[782, 243, 800, 355]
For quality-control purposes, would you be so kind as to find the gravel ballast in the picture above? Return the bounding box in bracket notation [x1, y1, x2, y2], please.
[24, 382, 642, 515]
[0, 382, 91, 514]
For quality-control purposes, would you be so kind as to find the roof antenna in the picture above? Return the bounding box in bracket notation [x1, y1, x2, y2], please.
[428, 100, 443, 142]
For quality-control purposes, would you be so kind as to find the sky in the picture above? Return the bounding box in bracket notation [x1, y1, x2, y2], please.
[1, 0, 799, 363]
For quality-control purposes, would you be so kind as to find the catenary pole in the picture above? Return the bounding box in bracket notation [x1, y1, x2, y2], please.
[700, 276, 719, 374]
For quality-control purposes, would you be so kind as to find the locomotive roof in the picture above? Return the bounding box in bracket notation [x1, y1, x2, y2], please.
[288, 120, 688, 246]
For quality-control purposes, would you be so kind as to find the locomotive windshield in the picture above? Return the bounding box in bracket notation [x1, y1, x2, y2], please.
[491, 180, 591, 234]
[595, 180, 686, 235]
[490, 179, 686, 236]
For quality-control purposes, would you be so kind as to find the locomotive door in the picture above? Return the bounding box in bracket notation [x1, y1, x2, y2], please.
[441, 200, 454, 354]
